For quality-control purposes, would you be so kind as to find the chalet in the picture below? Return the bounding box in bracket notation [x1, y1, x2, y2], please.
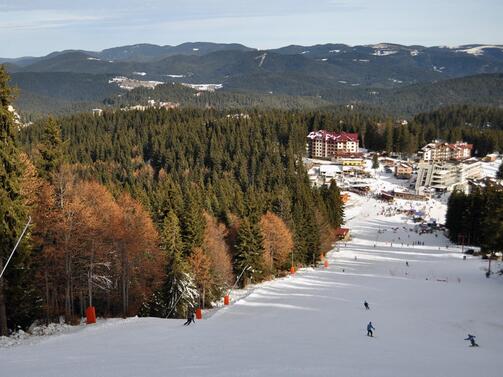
[395, 163, 413, 179]
[335, 228, 351, 241]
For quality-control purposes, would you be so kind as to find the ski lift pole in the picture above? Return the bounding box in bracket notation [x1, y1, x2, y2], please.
[227, 265, 250, 296]
[0, 216, 31, 279]
[166, 284, 188, 319]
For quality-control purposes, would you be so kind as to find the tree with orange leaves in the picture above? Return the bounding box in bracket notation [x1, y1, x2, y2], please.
[260, 212, 294, 276]
[116, 193, 164, 317]
[188, 247, 212, 308]
[202, 213, 234, 293]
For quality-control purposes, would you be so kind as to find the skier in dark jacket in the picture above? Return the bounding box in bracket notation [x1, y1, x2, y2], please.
[184, 308, 195, 326]
[464, 334, 478, 347]
[364, 301, 370, 310]
[367, 321, 375, 337]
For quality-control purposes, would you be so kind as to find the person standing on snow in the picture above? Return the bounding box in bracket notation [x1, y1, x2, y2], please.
[367, 321, 375, 337]
[465, 334, 478, 347]
[184, 307, 195, 326]
[364, 301, 370, 310]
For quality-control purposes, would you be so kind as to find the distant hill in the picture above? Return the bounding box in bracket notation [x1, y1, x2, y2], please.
[3, 42, 503, 118]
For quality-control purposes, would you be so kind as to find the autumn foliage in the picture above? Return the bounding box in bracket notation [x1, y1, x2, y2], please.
[32, 172, 164, 322]
[260, 212, 294, 276]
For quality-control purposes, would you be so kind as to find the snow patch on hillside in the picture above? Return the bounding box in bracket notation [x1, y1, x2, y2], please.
[255, 53, 267, 67]
[181, 83, 223, 91]
[372, 49, 398, 56]
[109, 76, 163, 90]
[455, 45, 503, 56]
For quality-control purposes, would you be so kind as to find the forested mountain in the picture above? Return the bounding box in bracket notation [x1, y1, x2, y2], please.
[8, 70, 503, 120]
[3, 42, 503, 119]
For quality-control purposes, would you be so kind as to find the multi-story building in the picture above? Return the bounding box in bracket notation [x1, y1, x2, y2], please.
[395, 163, 413, 179]
[307, 130, 359, 158]
[419, 140, 472, 162]
[415, 159, 482, 193]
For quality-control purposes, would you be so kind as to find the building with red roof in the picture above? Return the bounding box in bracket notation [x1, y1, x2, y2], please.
[307, 130, 359, 158]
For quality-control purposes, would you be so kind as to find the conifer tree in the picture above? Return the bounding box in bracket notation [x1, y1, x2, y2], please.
[384, 122, 394, 153]
[234, 217, 264, 286]
[37, 117, 64, 182]
[372, 154, 379, 170]
[181, 194, 205, 255]
[497, 162, 503, 179]
[0, 66, 35, 335]
[321, 181, 345, 228]
[142, 210, 198, 318]
[480, 188, 503, 254]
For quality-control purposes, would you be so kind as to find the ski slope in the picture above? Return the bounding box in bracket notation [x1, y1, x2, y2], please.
[1, 182, 502, 377]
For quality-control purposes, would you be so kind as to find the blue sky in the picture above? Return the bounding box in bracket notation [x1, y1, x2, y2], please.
[0, 0, 502, 57]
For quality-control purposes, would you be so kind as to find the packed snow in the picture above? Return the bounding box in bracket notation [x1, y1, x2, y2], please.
[372, 49, 398, 56]
[1, 175, 501, 377]
[455, 45, 503, 56]
[109, 76, 163, 90]
[181, 83, 223, 91]
[481, 159, 502, 178]
[255, 53, 267, 67]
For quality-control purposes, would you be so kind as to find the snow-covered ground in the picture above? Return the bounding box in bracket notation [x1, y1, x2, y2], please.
[482, 159, 502, 178]
[1, 178, 502, 377]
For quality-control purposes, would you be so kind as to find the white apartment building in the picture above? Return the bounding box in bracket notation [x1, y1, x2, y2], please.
[419, 140, 472, 162]
[415, 159, 482, 192]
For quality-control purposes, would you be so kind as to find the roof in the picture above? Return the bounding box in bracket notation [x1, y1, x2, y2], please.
[421, 141, 473, 152]
[307, 130, 358, 143]
[335, 228, 350, 236]
[319, 165, 343, 175]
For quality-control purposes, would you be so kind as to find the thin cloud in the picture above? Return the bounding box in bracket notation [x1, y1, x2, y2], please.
[0, 10, 113, 30]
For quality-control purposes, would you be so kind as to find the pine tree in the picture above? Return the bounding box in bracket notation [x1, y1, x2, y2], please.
[497, 162, 503, 180]
[480, 188, 503, 254]
[384, 122, 394, 153]
[142, 210, 198, 318]
[372, 154, 379, 170]
[181, 193, 205, 255]
[0, 66, 36, 335]
[234, 217, 264, 286]
[322, 181, 345, 228]
[445, 190, 467, 243]
[37, 117, 64, 182]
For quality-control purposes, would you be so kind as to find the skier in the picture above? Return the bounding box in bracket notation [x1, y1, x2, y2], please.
[367, 321, 375, 337]
[464, 334, 478, 347]
[406, 261, 409, 267]
[184, 308, 195, 326]
[364, 301, 370, 310]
